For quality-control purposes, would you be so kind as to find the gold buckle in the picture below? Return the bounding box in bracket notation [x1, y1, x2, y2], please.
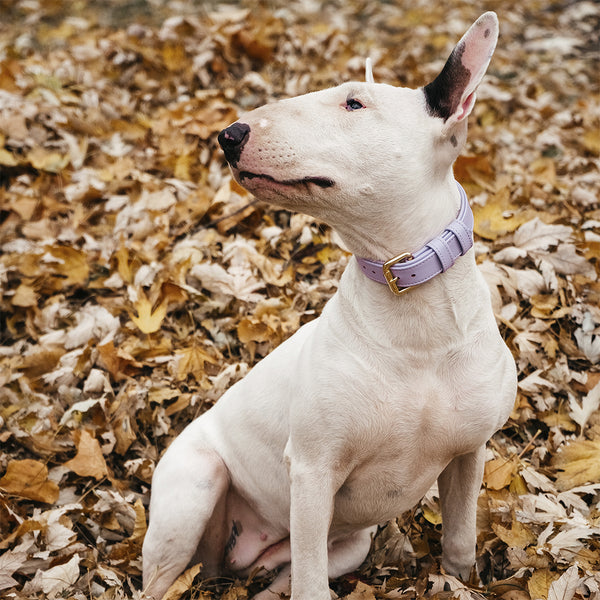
[382, 252, 414, 296]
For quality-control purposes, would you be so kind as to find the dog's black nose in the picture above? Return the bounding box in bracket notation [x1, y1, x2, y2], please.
[218, 122, 251, 166]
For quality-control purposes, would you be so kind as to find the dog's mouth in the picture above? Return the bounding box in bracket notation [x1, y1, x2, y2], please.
[238, 171, 335, 189]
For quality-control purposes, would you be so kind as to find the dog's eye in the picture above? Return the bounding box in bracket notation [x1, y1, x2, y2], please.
[345, 98, 365, 111]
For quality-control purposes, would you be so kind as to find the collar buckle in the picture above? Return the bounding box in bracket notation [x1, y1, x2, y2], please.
[382, 252, 414, 296]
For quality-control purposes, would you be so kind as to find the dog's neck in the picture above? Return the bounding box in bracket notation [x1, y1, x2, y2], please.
[354, 181, 473, 295]
[325, 176, 487, 352]
[331, 254, 485, 356]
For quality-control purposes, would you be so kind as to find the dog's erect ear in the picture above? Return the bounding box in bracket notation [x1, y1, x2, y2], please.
[424, 12, 498, 126]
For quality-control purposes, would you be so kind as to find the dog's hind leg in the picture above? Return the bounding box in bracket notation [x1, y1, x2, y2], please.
[437, 446, 485, 580]
[143, 445, 229, 600]
[252, 527, 375, 600]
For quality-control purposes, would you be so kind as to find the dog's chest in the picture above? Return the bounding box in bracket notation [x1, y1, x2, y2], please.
[328, 382, 490, 528]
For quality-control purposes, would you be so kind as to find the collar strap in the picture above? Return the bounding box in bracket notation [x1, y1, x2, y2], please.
[355, 182, 474, 296]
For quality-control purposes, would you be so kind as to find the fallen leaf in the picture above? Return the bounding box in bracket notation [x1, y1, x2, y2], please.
[161, 563, 202, 600]
[343, 581, 377, 600]
[568, 381, 600, 430]
[484, 457, 518, 490]
[528, 568, 559, 600]
[40, 553, 80, 595]
[11, 283, 38, 307]
[0, 550, 26, 592]
[552, 439, 600, 491]
[64, 430, 108, 480]
[131, 295, 168, 334]
[547, 565, 581, 600]
[0, 460, 59, 504]
[473, 188, 536, 240]
[174, 345, 218, 381]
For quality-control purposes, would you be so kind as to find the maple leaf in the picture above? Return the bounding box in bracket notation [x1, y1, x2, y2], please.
[131, 295, 169, 334]
[568, 382, 600, 430]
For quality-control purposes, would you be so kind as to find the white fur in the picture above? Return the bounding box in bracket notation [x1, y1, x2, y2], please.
[143, 12, 516, 600]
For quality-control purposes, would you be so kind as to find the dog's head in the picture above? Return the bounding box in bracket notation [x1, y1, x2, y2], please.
[218, 13, 498, 258]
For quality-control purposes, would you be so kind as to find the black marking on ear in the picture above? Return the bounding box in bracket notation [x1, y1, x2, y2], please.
[450, 135, 458, 147]
[424, 43, 471, 121]
[484, 28, 491, 38]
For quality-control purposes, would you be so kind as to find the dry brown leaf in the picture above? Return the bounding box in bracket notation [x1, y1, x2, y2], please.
[64, 430, 108, 480]
[174, 345, 218, 381]
[527, 568, 560, 600]
[237, 317, 272, 344]
[0, 460, 59, 504]
[552, 439, 600, 491]
[492, 518, 537, 550]
[161, 563, 202, 600]
[97, 341, 143, 380]
[11, 283, 38, 307]
[343, 581, 377, 600]
[484, 457, 518, 491]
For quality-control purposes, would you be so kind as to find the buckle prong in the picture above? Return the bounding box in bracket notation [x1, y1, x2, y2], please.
[382, 252, 413, 296]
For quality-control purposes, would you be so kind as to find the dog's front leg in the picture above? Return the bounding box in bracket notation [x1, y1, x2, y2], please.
[287, 451, 336, 600]
[437, 446, 486, 580]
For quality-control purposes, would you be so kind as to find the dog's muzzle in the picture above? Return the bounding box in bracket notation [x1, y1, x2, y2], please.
[218, 122, 251, 166]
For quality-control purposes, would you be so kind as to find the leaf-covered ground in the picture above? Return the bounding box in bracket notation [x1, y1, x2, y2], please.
[0, 0, 599, 598]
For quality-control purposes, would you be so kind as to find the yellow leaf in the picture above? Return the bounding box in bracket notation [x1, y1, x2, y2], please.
[527, 568, 559, 600]
[27, 147, 70, 173]
[552, 439, 600, 491]
[472, 188, 536, 240]
[130, 498, 147, 543]
[0, 147, 18, 166]
[422, 505, 442, 526]
[582, 128, 600, 154]
[237, 317, 272, 344]
[11, 283, 38, 307]
[530, 157, 556, 186]
[492, 518, 537, 549]
[175, 346, 218, 381]
[174, 153, 191, 180]
[162, 563, 202, 600]
[64, 430, 108, 480]
[44, 245, 90, 289]
[530, 293, 559, 319]
[131, 296, 168, 334]
[162, 41, 186, 71]
[484, 457, 518, 490]
[0, 459, 59, 503]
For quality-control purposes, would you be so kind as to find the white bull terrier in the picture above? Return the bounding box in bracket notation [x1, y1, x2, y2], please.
[142, 12, 516, 600]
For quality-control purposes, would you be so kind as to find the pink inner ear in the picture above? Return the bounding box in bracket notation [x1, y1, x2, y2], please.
[456, 92, 476, 122]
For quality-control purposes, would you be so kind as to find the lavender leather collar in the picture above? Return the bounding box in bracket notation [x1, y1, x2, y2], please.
[355, 182, 474, 296]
